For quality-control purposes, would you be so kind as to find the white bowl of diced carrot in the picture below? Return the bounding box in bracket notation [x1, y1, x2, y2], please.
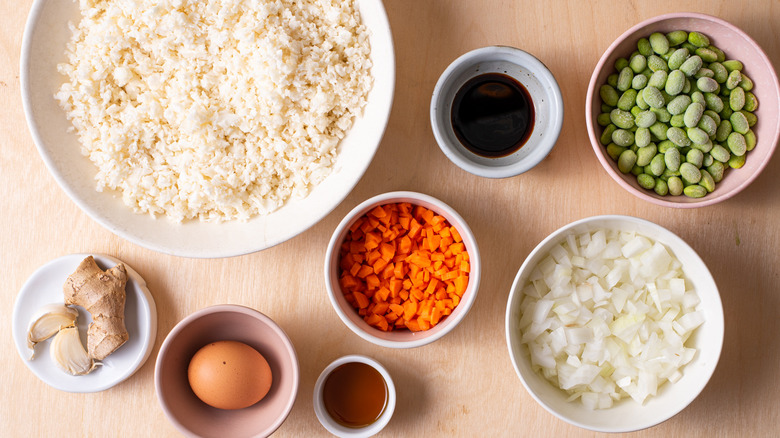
[324, 191, 481, 348]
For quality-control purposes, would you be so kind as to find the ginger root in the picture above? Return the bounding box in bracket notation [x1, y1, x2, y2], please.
[63, 256, 129, 360]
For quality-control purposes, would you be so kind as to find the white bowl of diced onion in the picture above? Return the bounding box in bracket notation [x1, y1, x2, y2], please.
[505, 215, 724, 433]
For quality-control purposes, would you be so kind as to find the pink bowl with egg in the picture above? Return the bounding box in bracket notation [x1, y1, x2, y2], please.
[154, 305, 299, 438]
[586, 12, 780, 207]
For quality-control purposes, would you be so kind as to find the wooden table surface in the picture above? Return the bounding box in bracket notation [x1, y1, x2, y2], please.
[2, 1, 779, 437]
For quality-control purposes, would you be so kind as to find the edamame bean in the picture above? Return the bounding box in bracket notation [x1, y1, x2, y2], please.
[745, 129, 757, 151]
[729, 153, 746, 169]
[680, 162, 702, 184]
[743, 92, 758, 111]
[637, 173, 656, 189]
[694, 67, 714, 79]
[612, 129, 635, 147]
[727, 132, 747, 156]
[647, 55, 668, 72]
[597, 113, 612, 126]
[648, 70, 668, 89]
[688, 31, 710, 47]
[709, 62, 728, 83]
[739, 74, 754, 91]
[665, 147, 681, 171]
[666, 30, 688, 46]
[601, 124, 617, 145]
[698, 114, 717, 137]
[615, 57, 629, 71]
[617, 67, 633, 91]
[707, 162, 725, 182]
[703, 153, 714, 167]
[704, 110, 721, 125]
[741, 110, 757, 128]
[699, 170, 715, 192]
[710, 144, 731, 162]
[638, 38, 653, 56]
[687, 148, 704, 167]
[668, 48, 689, 70]
[722, 59, 743, 71]
[636, 144, 657, 166]
[618, 149, 637, 173]
[607, 73, 619, 88]
[684, 185, 707, 198]
[642, 86, 665, 109]
[649, 121, 669, 140]
[651, 107, 672, 123]
[630, 54, 647, 74]
[635, 127, 652, 148]
[687, 127, 709, 145]
[683, 102, 704, 127]
[657, 140, 676, 153]
[668, 176, 684, 195]
[704, 93, 724, 112]
[618, 89, 638, 111]
[670, 114, 685, 128]
[695, 47, 718, 63]
[680, 55, 703, 76]
[650, 153, 666, 176]
[667, 126, 692, 147]
[715, 119, 732, 142]
[709, 45, 726, 62]
[665, 69, 686, 95]
[719, 106, 733, 120]
[649, 32, 670, 55]
[635, 110, 657, 129]
[696, 77, 719, 93]
[691, 139, 713, 153]
[654, 178, 669, 195]
[632, 74, 648, 90]
[730, 111, 749, 134]
[726, 70, 742, 89]
[600, 85, 619, 107]
[667, 95, 692, 115]
[606, 143, 626, 160]
[729, 87, 745, 111]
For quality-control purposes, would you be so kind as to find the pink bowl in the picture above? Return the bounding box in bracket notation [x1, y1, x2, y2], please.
[154, 305, 299, 438]
[586, 12, 780, 207]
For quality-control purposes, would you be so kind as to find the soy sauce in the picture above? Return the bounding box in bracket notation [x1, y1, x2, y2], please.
[322, 362, 388, 428]
[451, 72, 534, 157]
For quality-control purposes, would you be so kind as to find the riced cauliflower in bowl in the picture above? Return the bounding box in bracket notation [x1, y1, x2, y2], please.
[21, 0, 394, 257]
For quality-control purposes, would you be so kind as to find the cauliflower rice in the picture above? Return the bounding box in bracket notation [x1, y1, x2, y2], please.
[55, 0, 372, 222]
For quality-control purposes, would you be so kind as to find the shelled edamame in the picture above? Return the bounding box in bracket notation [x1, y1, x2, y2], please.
[597, 30, 758, 198]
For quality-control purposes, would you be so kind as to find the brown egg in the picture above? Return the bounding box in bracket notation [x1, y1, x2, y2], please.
[187, 340, 273, 410]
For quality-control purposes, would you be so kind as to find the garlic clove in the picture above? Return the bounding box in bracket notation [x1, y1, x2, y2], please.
[50, 326, 99, 376]
[27, 303, 79, 358]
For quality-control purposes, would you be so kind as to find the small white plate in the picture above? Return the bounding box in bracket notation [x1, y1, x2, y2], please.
[12, 254, 157, 393]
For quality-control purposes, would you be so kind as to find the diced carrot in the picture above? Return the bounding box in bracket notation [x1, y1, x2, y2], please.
[354, 291, 369, 309]
[337, 202, 470, 332]
[373, 257, 389, 275]
[366, 274, 380, 289]
[455, 275, 468, 296]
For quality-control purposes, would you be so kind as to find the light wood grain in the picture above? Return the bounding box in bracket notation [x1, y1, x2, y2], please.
[2, 1, 779, 436]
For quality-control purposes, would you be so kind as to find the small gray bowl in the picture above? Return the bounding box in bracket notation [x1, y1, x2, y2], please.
[430, 46, 563, 178]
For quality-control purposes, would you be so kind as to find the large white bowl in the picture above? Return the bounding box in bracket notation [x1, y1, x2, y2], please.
[505, 215, 724, 432]
[20, 0, 395, 258]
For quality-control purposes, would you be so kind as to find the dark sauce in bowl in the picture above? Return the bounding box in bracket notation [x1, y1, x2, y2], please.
[451, 72, 535, 158]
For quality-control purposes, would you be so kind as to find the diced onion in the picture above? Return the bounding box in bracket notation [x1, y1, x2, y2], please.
[519, 228, 703, 409]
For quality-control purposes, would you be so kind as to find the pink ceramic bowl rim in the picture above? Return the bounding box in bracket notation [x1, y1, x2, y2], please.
[154, 304, 299, 438]
[585, 12, 780, 208]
